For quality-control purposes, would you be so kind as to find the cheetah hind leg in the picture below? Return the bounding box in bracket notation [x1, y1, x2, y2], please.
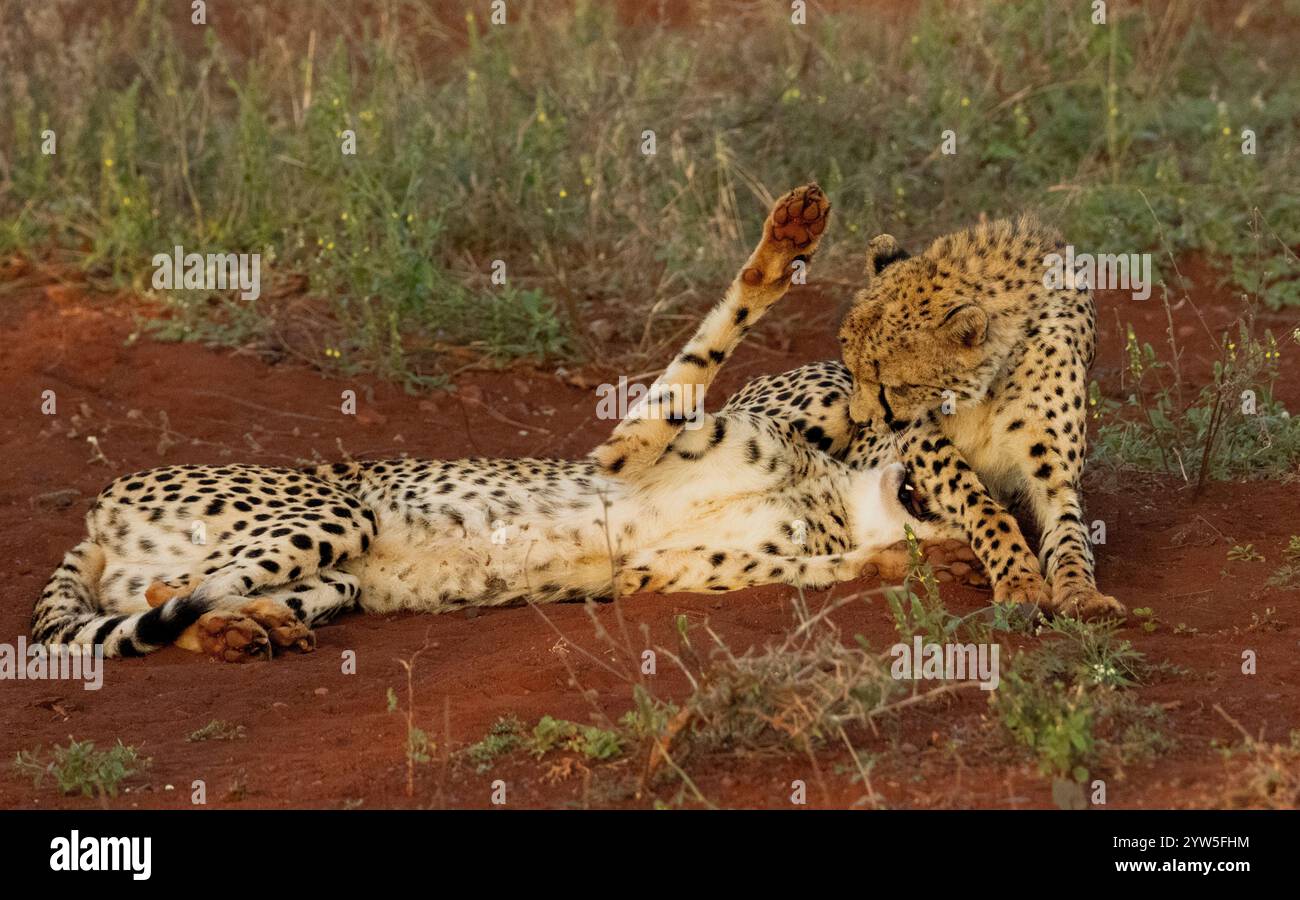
[146, 579, 314, 661]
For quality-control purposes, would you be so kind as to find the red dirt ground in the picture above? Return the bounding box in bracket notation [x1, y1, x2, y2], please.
[1, 264, 1297, 809]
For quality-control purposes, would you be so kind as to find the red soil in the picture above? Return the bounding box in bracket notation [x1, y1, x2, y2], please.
[0, 266, 1297, 809]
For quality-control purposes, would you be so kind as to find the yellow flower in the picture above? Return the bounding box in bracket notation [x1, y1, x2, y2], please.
[536, 111, 548, 124]
[121, 196, 131, 207]
[583, 176, 593, 187]
[340, 212, 349, 221]
[332, 97, 340, 108]
[359, 110, 374, 122]
[405, 213, 414, 223]
[326, 241, 335, 251]
[103, 158, 114, 168]
[1221, 126, 1231, 136]
[960, 97, 970, 107]
[558, 189, 567, 198]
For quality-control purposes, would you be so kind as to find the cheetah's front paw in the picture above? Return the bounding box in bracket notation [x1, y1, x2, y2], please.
[992, 570, 1050, 612]
[1049, 585, 1127, 621]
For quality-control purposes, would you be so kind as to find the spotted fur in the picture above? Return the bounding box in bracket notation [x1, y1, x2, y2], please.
[725, 219, 1123, 618]
[31, 185, 940, 661]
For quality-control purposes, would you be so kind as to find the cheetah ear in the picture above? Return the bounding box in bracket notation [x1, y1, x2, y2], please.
[940, 304, 987, 348]
[863, 234, 910, 281]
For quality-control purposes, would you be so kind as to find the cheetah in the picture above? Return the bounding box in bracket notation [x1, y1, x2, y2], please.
[31, 185, 941, 662]
[724, 220, 1124, 619]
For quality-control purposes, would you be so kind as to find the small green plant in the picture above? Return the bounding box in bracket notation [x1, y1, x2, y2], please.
[528, 716, 623, 761]
[186, 720, 246, 742]
[1091, 325, 1300, 484]
[1017, 617, 1149, 688]
[463, 715, 526, 772]
[388, 639, 437, 796]
[886, 529, 963, 645]
[997, 672, 1096, 783]
[1227, 544, 1265, 563]
[1131, 607, 1159, 634]
[464, 713, 625, 771]
[1266, 536, 1300, 589]
[993, 617, 1172, 805]
[14, 738, 150, 802]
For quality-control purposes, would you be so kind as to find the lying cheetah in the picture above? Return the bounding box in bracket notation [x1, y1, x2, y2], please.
[32, 185, 940, 661]
[725, 220, 1123, 619]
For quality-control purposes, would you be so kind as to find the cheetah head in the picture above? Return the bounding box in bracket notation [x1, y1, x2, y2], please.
[852, 462, 942, 549]
[838, 235, 992, 429]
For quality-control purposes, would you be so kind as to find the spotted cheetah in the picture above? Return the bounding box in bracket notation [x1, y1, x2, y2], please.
[724, 220, 1124, 619]
[31, 185, 940, 661]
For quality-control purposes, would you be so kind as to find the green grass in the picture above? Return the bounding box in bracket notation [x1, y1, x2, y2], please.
[994, 623, 1173, 799]
[13, 737, 150, 801]
[2, 0, 1297, 383]
[1089, 323, 1300, 482]
[462, 713, 622, 772]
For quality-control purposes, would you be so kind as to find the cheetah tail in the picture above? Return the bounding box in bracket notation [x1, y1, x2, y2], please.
[31, 539, 209, 658]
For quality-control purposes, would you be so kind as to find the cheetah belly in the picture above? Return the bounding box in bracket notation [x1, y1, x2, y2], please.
[343, 477, 641, 613]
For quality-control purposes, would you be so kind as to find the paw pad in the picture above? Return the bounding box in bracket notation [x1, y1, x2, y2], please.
[768, 183, 830, 250]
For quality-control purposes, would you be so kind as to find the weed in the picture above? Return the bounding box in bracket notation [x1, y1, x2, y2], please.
[1212, 706, 1300, 809]
[1266, 536, 1300, 589]
[1091, 323, 1300, 483]
[3, 1, 1297, 377]
[993, 617, 1172, 801]
[463, 715, 527, 772]
[387, 637, 437, 796]
[186, 720, 246, 742]
[528, 716, 623, 761]
[13, 738, 150, 802]
[1227, 544, 1265, 563]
